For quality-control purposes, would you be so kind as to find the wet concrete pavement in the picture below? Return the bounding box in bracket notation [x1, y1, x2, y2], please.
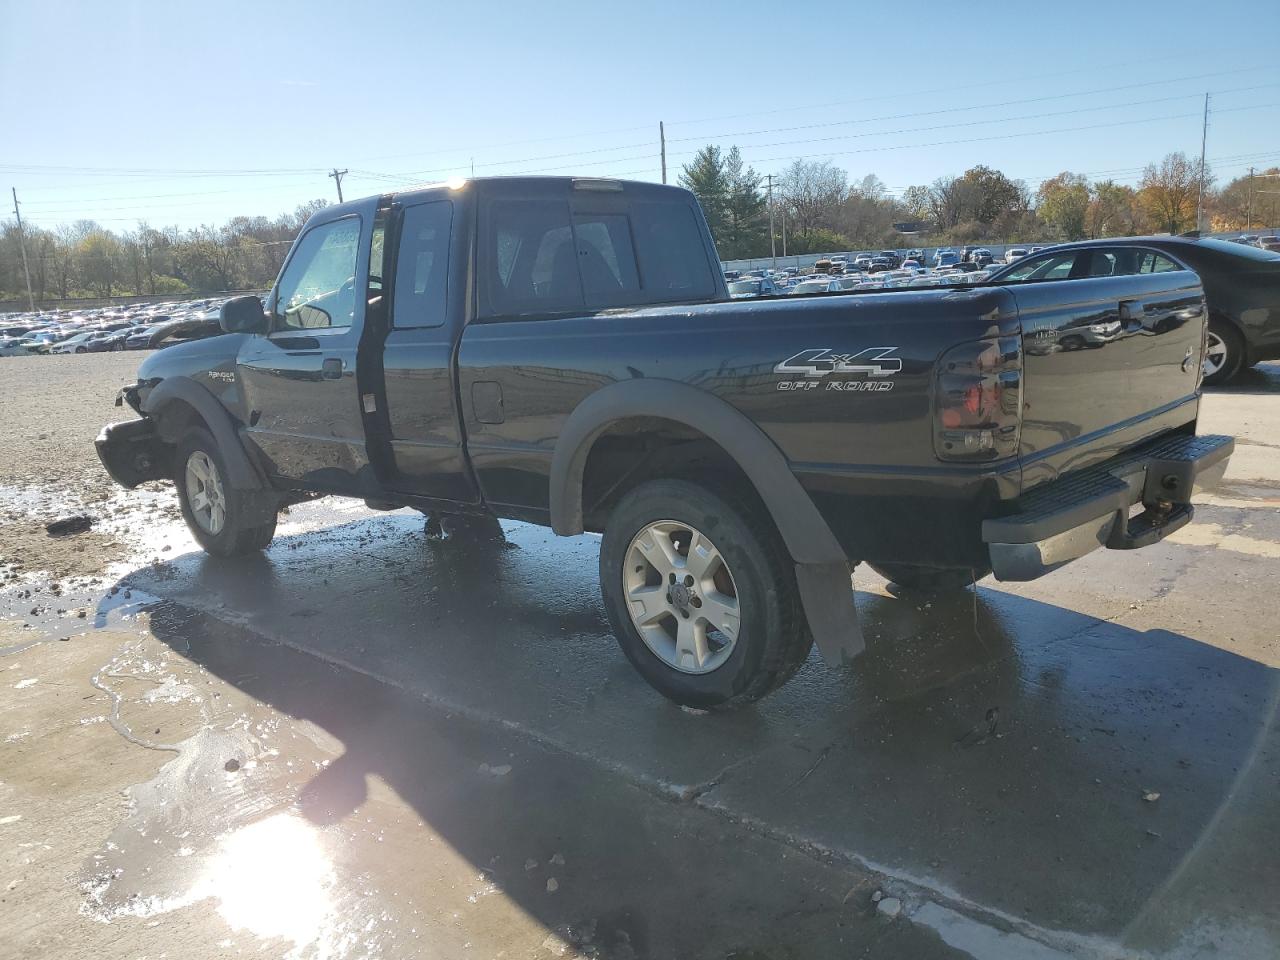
[2, 360, 1279, 958]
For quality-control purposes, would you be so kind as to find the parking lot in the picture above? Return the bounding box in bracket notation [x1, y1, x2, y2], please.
[1, 352, 1278, 960]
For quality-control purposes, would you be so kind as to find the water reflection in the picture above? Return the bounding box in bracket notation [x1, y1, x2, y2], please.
[198, 813, 335, 951]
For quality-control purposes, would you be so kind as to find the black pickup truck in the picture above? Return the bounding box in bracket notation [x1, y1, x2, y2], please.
[97, 176, 1233, 708]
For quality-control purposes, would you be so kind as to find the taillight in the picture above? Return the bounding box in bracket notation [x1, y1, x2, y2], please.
[934, 336, 1021, 461]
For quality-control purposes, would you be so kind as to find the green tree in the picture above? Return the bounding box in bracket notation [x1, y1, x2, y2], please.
[1037, 172, 1091, 240]
[679, 145, 730, 242]
[719, 147, 768, 259]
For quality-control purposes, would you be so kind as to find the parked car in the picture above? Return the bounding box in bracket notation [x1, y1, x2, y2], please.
[1004, 247, 1028, 264]
[0, 337, 38, 357]
[987, 236, 1280, 385]
[125, 326, 161, 350]
[934, 250, 961, 268]
[97, 176, 1232, 709]
[790, 278, 842, 294]
[971, 248, 995, 267]
[1259, 236, 1280, 253]
[727, 278, 777, 299]
[878, 251, 901, 269]
[86, 327, 138, 352]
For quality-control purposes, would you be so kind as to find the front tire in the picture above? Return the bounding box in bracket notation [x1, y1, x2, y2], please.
[868, 561, 990, 593]
[174, 427, 277, 557]
[1203, 318, 1245, 386]
[599, 479, 812, 709]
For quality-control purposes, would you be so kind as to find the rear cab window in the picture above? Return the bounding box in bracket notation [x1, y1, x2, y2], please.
[477, 183, 718, 319]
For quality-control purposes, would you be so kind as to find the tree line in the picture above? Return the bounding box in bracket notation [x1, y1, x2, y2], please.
[3, 154, 1277, 302]
[679, 146, 1279, 259]
[0, 200, 329, 304]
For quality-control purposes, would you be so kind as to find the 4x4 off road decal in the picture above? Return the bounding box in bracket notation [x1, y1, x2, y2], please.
[774, 347, 901, 392]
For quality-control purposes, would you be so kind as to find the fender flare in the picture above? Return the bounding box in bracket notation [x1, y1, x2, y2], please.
[141, 376, 266, 491]
[549, 379, 863, 664]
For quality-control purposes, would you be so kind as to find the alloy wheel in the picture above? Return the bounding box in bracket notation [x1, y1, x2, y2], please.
[623, 520, 740, 674]
[185, 450, 226, 535]
[1203, 330, 1228, 378]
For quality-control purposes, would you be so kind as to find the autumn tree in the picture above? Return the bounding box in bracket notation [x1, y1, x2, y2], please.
[1212, 167, 1280, 230]
[1087, 181, 1143, 238]
[1140, 152, 1210, 234]
[780, 159, 847, 242]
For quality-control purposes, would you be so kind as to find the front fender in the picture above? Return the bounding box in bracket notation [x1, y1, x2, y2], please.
[141, 376, 266, 491]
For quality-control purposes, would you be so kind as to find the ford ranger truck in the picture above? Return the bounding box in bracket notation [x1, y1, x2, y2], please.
[95, 177, 1234, 708]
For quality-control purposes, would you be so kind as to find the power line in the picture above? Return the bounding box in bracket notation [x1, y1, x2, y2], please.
[668, 78, 1277, 145]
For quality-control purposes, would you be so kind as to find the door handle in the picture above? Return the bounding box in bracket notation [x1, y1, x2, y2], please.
[322, 357, 343, 379]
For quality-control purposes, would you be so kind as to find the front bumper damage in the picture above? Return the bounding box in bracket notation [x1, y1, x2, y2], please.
[95, 418, 167, 488]
[984, 433, 1234, 581]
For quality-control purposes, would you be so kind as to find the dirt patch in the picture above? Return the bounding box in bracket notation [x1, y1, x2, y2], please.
[0, 520, 126, 581]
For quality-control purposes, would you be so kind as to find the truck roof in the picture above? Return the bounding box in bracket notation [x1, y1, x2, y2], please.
[334, 176, 696, 213]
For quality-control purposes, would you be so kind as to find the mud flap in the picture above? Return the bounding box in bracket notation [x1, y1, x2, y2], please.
[795, 562, 864, 666]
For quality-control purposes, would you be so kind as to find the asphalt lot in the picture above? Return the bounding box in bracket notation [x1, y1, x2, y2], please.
[1, 353, 1278, 959]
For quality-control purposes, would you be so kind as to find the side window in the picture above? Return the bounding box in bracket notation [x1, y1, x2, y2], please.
[391, 201, 453, 329]
[1138, 252, 1181, 273]
[1002, 251, 1076, 282]
[485, 199, 583, 316]
[1086, 251, 1118, 277]
[275, 218, 361, 330]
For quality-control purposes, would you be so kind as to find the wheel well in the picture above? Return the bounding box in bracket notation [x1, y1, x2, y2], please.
[579, 417, 767, 533]
[151, 399, 206, 446]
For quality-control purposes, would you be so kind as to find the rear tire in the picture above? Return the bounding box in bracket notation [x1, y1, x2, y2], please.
[174, 427, 277, 557]
[869, 561, 990, 593]
[1202, 318, 1245, 386]
[599, 479, 812, 709]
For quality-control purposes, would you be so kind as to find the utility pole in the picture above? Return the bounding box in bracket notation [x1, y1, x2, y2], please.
[1194, 93, 1209, 232]
[11, 188, 35, 311]
[781, 204, 787, 258]
[329, 168, 348, 203]
[1247, 167, 1254, 231]
[765, 174, 777, 270]
[659, 122, 667, 185]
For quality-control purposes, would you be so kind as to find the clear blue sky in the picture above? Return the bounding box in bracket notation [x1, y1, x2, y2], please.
[3, 0, 1278, 229]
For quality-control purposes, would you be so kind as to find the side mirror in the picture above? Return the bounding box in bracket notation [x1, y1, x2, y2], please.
[220, 295, 269, 335]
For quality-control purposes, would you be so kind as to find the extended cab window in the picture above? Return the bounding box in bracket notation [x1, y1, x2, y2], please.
[392, 201, 453, 329]
[275, 218, 360, 330]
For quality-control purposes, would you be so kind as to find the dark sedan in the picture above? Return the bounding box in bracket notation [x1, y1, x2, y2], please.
[987, 236, 1280, 385]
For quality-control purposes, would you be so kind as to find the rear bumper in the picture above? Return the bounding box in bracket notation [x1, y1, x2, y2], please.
[983, 433, 1233, 581]
[95, 418, 168, 488]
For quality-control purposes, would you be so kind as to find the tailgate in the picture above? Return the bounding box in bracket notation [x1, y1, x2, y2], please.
[1009, 269, 1206, 490]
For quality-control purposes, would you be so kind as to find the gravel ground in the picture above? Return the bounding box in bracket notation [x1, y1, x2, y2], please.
[0, 352, 169, 581]
[0, 353, 145, 492]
